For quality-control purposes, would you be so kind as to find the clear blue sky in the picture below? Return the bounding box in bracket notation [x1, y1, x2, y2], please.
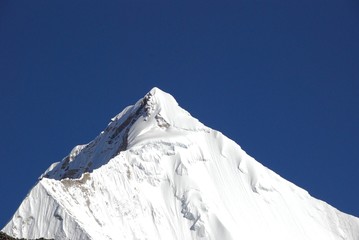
[1, 1, 358, 228]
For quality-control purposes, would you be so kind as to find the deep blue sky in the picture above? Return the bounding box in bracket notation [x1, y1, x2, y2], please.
[1, 1, 358, 227]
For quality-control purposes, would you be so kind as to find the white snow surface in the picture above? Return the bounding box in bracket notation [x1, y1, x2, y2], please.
[3, 87, 359, 240]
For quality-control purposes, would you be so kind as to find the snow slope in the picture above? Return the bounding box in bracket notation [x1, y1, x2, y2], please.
[2, 87, 359, 240]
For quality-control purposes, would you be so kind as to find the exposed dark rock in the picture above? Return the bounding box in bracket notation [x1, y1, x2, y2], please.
[0, 232, 52, 240]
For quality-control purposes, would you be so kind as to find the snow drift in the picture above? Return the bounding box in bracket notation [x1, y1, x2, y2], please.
[2, 87, 359, 240]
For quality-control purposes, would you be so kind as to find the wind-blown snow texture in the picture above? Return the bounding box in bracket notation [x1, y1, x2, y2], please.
[3, 88, 359, 240]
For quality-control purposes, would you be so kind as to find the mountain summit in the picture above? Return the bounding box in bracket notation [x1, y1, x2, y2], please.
[2, 88, 359, 240]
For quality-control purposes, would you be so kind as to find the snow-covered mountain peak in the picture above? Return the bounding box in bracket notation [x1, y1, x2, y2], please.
[3, 88, 359, 240]
[146, 86, 175, 106]
[140, 87, 207, 131]
[41, 87, 207, 181]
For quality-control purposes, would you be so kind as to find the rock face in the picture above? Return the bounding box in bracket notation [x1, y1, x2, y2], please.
[0, 232, 16, 240]
[2, 87, 359, 240]
[0, 232, 51, 240]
